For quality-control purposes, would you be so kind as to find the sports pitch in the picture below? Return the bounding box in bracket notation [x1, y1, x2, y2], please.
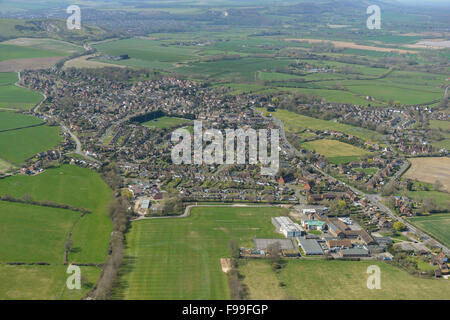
[112, 206, 289, 300]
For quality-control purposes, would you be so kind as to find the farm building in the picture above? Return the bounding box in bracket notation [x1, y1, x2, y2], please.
[254, 238, 296, 251]
[302, 219, 326, 231]
[338, 247, 369, 258]
[272, 216, 305, 237]
[327, 239, 352, 249]
[297, 237, 324, 255]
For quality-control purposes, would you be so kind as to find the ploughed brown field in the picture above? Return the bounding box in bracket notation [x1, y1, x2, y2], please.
[284, 38, 418, 54]
[0, 57, 64, 72]
[404, 157, 450, 192]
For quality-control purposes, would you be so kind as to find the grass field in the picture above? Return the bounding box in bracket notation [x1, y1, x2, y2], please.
[0, 201, 79, 263]
[240, 259, 450, 300]
[0, 158, 13, 173]
[93, 38, 198, 69]
[430, 120, 450, 131]
[142, 116, 191, 129]
[302, 139, 371, 164]
[0, 165, 113, 263]
[0, 264, 100, 300]
[0, 110, 43, 131]
[404, 157, 450, 192]
[0, 124, 61, 164]
[112, 206, 289, 300]
[406, 190, 450, 209]
[2, 38, 83, 55]
[408, 214, 450, 248]
[0, 43, 67, 62]
[257, 108, 383, 143]
[0, 72, 43, 110]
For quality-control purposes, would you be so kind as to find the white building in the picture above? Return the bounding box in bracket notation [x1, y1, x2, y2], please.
[272, 216, 305, 237]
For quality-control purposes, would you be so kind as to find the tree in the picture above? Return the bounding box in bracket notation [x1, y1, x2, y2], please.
[229, 239, 240, 259]
[433, 180, 443, 192]
[393, 221, 407, 232]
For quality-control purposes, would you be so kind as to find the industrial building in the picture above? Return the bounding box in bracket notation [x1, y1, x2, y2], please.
[296, 237, 324, 255]
[272, 216, 305, 237]
[338, 247, 369, 258]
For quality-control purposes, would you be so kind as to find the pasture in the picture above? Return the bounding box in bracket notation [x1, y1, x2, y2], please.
[0, 165, 113, 263]
[142, 116, 191, 129]
[0, 201, 79, 263]
[0, 73, 43, 110]
[0, 43, 66, 62]
[409, 214, 450, 248]
[240, 259, 450, 300]
[430, 120, 450, 131]
[112, 206, 289, 300]
[93, 38, 198, 69]
[302, 139, 371, 164]
[0, 264, 101, 300]
[257, 108, 383, 143]
[0, 110, 43, 131]
[0, 124, 61, 164]
[403, 157, 450, 192]
[0, 158, 13, 173]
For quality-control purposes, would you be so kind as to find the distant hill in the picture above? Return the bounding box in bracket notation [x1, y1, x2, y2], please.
[0, 18, 111, 44]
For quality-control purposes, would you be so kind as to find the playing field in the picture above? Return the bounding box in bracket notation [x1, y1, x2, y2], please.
[0, 265, 101, 300]
[142, 116, 191, 129]
[408, 214, 450, 248]
[112, 206, 289, 300]
[0, 201, 79, 263]
[0, 165, 113, 263]
[0, 124, 61, 164]
[256, 108, 383, 143]
[302, 139, 371, 164]
[404, 157, 450, 192]
[240, 259, 450, 300]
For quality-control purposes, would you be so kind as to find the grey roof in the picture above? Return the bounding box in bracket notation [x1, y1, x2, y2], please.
[254, 238, 295, 250]
[297, 237, 323, 255]
[340, 247, 369, 256]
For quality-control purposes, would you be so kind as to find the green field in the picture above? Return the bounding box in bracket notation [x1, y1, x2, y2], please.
[430, 120, 450, 131]
[0, 165, 113, 263]
[0, 264, 100, 300]
[112, 206, 289, 300]
[302, 139, 371, 164]
[94, 38, 198, 69]
[0, 158, 13, 173]
[0, 72, 43, 110]
[257, 108, 383, 143]
[240, 259, 450, 300]
[0, 201, 79, 263]
[142, 116, 191, 129]
[408, 214, 450, 248]
[0, 124, 61, 164]
[0, 110, 43, 131]
[406, 190, 450, 209]
[0, 43, 66, 62]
